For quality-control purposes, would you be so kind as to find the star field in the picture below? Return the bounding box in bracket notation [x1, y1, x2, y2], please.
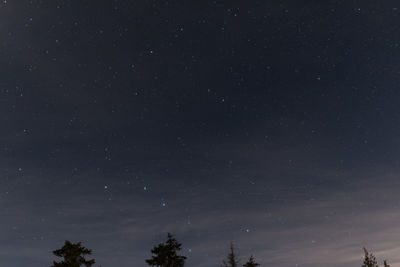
[2, 1, 400, 267]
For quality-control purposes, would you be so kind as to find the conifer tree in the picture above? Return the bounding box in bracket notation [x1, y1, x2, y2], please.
[52, 240, 95, 267]
[243, 255, 260, 267]
[362, 247, 378, 267]
[222, 242, 240, 267]
[146, 233, 186, 267]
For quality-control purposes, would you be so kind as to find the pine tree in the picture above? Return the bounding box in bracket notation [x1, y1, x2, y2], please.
[362, 247, 378, 267]
[384, 260, 390, 267]
[243, 255, 259, 267]
[222, 242, 240, 267]
[146, 233, 187, 267]
[52, 240, 95, 267]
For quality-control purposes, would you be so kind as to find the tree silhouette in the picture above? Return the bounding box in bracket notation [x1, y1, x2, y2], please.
[222, 242, 240, 267]
[361, 248, 391, 267]
[146, 233, 186, 267]
[243, 255, 259, 267]
[362, 247, 378, 267]
[52, 240, 95, 267]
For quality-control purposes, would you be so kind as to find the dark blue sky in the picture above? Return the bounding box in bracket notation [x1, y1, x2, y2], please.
[2, 1, 400, 267]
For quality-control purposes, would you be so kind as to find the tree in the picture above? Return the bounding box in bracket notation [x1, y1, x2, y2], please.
[222, 242, 240, 267]
[146, 233, 187, 267]
[243, 255, 259, 267]
[361, 248, 390, 267]
[52, 240, 95, 267]
[362, 247, 378, 267]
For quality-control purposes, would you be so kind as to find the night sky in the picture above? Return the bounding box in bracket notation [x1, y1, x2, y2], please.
[2, 1, 400, 267]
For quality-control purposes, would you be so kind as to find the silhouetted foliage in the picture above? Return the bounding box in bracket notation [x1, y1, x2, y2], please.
[362, 247, 378, 267]
[243, 255, 259, 267]
[146, 233, 187, 267]
[362, 248, 390, 267]
[222, 242, 240, 267]
[52, 240, 95, 267]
